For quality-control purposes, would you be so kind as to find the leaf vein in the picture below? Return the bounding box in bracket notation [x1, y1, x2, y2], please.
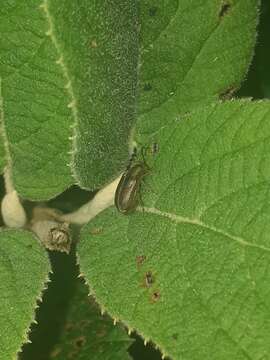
[141, 207, 270, 253]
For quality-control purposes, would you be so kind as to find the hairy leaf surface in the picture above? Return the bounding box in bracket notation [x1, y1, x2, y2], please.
[79, 100, 270, 359]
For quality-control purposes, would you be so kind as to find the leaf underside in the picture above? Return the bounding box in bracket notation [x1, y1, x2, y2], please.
[69, 0, 139, 189]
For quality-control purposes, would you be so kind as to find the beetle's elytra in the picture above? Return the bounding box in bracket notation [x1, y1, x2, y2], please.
[114, 162, 148, 214]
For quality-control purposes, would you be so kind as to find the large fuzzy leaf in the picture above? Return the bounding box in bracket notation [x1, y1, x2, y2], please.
[78, 100, 270, 359]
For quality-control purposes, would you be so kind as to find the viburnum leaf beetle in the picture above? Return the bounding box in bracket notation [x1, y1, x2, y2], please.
[115, 145, 151, 214]
[114, 161, 149, 214]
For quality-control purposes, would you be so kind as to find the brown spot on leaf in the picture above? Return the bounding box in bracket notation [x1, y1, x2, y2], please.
[219, 1, 231, 18]
[172, 333, 179, 340]
[74, 336, 86, 349]
[151, 290, 161, 303]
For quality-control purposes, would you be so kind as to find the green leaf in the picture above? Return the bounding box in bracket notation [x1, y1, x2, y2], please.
[0, 229, 50, 360]
[138, 0, 259, 135]
[69, 1, 139, 189]
[50, 278, 133, 360]
[0, 1, 259, 196]
[69, 0, 260, 187]
[0, 2, 74, 200]
[0, 1, 139, 196]
[78, 100, 270, 359]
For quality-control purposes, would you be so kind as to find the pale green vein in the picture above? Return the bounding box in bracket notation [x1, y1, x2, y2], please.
[39, 0, 77, 167]
[0, 77, 11, 177]
[141, 207, 270, 253]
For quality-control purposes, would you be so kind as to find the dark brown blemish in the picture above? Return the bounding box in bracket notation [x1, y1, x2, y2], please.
[143, 83, 152, 91]
[219, 2, 231, 18]
[144, 271, 155, 288]
[151, 290, 161, 303]
[74, 336, 86, 349]
[172, 333, 179, 340]
[136, 255, 146, 267]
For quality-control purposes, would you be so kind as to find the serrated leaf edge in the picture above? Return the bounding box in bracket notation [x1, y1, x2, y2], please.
[77, 270, 136, 360]
[77, 265, 168, 360]
[15, 270, 52, 360]
[0, 228, 54, 360]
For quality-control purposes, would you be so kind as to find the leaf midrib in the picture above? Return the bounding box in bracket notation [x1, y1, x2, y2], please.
[39, 0, 76, 161]
[140, 206, 270, 253]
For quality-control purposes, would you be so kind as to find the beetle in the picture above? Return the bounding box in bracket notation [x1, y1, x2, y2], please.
[114, 161, 149, 214]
